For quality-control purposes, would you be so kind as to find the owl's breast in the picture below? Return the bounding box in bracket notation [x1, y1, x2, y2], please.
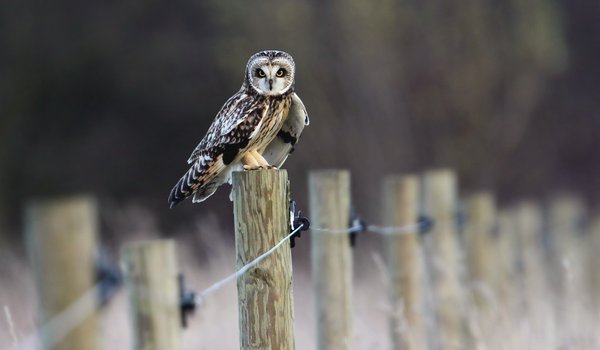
[251, 95, 292, 151]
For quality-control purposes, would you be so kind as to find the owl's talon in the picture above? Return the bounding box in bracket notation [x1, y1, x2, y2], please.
[243, 165, 263, 171]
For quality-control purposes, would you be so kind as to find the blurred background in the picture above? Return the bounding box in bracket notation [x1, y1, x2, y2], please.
[1, 0, 599, 348]
[1, 0, 599, 232]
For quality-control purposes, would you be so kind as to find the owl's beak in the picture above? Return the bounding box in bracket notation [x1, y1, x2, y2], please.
[268, 79, 273, 90]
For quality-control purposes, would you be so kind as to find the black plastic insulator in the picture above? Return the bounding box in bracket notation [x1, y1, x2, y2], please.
[418, 215, 435, 235]
[349, 217, 367, 248]
[291, 214, 310, 248]
[178, 273, 197, 328]
[95, 248, 123, 307]
[289, 199, 310, 248]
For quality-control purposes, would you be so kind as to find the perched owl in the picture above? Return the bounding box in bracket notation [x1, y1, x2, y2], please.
[168, 50, 309, 207]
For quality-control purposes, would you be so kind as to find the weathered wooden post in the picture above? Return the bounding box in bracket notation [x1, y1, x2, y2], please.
[309, 170, 352, 350]
[25, 196, 100, 350]
[513, 201, 546, 312]
[382, 174, 426, 350]
[493, 209, 518, 307]
[463, 192, 496, 307]
[421, 169, 468, 349]
[588, 212, 600, 312]
[232, 169, 295, 350]
[547, 193, 587, 328]
[122, 239, 181, 350]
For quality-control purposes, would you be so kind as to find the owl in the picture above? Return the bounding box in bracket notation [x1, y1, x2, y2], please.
[168, 50, 309, 207]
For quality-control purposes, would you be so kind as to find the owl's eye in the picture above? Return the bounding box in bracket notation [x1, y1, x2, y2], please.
[276, 68, 286, 77]
[256, 69, 266, 78]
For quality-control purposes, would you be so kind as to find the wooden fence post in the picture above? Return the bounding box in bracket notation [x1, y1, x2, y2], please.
[309, 170, 352, 350]
[493, 209, 518, 308]
[588, 212, 600, 312]
[232, 169, 295, 350]
[547, 194, 587, 327]
[463, 192, 496, 307]
[421, 169, 467, 349]
[513, 201, 545, 312]
[122, 239, 181, 350]
[382, 174, 425, 350]
[25, 196, 100, 350]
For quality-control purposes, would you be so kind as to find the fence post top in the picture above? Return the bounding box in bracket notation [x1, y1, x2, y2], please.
[383, 173, 419, 183]
[122, 239, 177, 250]
[309, 169, 350, 177]
[423, 168, 456, 177]
[25, 195, 97, 211]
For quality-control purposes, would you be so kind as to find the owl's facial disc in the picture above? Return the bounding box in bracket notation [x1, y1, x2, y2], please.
[253, 64, 289, 95]
[246, 52, 295, 96]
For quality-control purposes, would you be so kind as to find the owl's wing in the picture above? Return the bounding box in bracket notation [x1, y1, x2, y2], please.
[187, 91, 260, 164]
[169, 91, 266, 207]
[262, 92, 309, 168]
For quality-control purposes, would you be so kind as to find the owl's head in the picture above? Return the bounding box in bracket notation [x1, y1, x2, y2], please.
[245, 50, 295, 96]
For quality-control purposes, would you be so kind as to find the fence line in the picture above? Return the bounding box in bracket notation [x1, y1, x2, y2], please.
[197, 220, 427, 302]
[16, 172, 600, 350]
[7, 226, 304, 350]
[196, 221, 428, 300]
[9, 219, 429, 350]
[9, 212, 578, 350]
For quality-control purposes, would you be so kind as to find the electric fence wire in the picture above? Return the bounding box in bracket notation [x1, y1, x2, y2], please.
[5, 282, 103, 350]
[311, 222, 425, 235]
[197, 220, 427, 300]
[196, 223, 306, 301]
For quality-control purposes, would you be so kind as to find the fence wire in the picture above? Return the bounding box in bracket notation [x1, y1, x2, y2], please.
[197, 224, 306, 300]
[197, 220, 425, 302]
[5, 282, 102, 350]
[311, 223, 424, 235]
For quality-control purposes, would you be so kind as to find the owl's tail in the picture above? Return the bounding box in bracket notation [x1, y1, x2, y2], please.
[168, 161, 226, 208]
[168, 163, 204, 208]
